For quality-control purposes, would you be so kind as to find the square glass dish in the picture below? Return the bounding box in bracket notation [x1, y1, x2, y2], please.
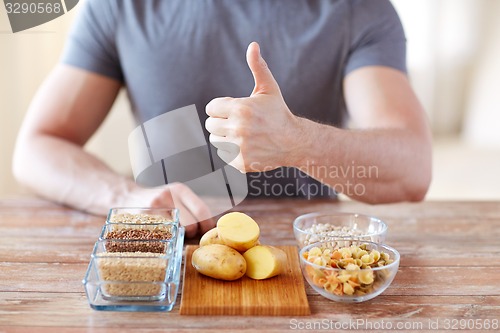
[99, 222, 178, 245]
[106, 207, 179, 225]
[83, 226, 185, 311]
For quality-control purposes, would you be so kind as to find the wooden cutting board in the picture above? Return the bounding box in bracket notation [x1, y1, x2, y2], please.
[180, 245, 310, 316]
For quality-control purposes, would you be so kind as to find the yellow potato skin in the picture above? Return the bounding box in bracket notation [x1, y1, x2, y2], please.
[199, 227, 224, 247]
[191, 244, 247, 281]
[217, 212, 260, 252]
[243, 245, 287, 280]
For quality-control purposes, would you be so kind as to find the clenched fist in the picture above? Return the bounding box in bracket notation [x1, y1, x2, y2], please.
[205, 42, 301, 173]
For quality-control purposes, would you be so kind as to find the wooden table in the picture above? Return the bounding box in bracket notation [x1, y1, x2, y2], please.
[0, 197, 499, 332]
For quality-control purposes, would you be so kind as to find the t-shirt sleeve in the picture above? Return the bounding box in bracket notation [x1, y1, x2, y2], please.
[60, 0, 123, 82]
[344, 0, 407, 76]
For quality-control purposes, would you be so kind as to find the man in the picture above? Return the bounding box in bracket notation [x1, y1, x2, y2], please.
[13, 0, 432, 237]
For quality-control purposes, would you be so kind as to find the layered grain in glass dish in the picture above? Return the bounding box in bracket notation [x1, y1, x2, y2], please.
[83, 208, 184, 311]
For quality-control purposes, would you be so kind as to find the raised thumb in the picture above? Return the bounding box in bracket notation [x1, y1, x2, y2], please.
[246, 42, 280, 96]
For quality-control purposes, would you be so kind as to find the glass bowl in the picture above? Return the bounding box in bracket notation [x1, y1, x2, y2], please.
[106, 207, 179, 225]
[293, 212, 388, 248]
[99, 222, 178, 244]
[299, 239, 400, 303]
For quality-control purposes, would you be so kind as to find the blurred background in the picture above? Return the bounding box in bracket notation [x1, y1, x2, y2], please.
[1, 0, 500, 200]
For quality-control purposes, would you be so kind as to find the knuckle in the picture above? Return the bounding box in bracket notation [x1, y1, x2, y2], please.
[206, 97, 228, 114]
[169, 182, 186, 193]
[205, 117, 218, 133]
[205, 101, 215, 114]
[233, 125, 248, 138]
[204, 117, 211, 131]
[235, 104, 253, 118]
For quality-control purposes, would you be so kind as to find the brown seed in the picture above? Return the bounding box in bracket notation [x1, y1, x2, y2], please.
[103, 228, 172, 253]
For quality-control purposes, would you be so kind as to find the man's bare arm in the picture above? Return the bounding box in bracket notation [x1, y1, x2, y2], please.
[13, 65, 213, 236]
[291, 66, 432, 203]
[205, 42, 432, 203]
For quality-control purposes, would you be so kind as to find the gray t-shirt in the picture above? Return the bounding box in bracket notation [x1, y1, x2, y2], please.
[62, 0, 406, 198]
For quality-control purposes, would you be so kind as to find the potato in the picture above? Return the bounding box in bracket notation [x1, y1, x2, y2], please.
[217, 212, 260, 252]
[199, 227, 224, 247]
[191, 244, 246, 281]
[243, 245, 287, 280]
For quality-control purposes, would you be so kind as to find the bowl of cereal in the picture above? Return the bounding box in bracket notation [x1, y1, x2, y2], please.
[293, 213, 387, 248]
[299, 239, 399, 302]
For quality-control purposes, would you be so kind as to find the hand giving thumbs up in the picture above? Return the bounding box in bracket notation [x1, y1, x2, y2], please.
[205, 42, 300, 173]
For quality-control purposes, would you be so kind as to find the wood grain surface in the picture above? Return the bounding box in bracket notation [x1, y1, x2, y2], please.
[180, 245, 310, 316]
[0, 197, 500, 332]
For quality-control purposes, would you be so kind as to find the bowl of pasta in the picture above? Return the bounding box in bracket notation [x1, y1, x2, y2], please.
[299, 239, 400, 302]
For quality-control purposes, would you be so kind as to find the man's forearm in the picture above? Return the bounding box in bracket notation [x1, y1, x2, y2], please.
[290, 117, 432, 203]
[13, 134, 145, 215]
[13, 133, 216, 236]
[204, 44, 431, 203]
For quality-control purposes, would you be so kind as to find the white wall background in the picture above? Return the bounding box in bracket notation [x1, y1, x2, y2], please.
[393, 0, 500, 143]
[0, 3, 135, 196]
[1, 0, 500, 199]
